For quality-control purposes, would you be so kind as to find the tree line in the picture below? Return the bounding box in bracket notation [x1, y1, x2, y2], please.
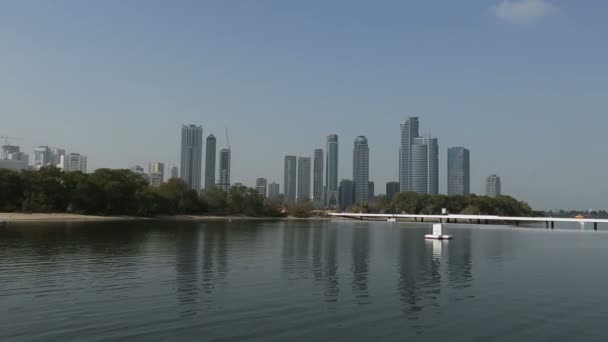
[352, 192, 533, 217]
[0, 167, 285, 217]
[0, 167, 533, 218]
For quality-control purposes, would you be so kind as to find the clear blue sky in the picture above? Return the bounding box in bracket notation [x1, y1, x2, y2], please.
[1, 0, 607, 210]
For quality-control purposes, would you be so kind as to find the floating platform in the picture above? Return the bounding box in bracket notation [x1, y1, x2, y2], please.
[387, 218, 397, 222]
[425, 224, 452, 240]
[425, 234, 453, 240]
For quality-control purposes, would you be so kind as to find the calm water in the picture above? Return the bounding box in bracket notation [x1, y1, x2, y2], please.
[2, 220, 608, 341]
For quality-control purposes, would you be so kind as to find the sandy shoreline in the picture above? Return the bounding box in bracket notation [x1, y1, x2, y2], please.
[0, 213, 330, 223]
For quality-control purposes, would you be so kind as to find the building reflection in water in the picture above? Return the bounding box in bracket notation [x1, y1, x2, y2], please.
[351, 227, 371, 304]
[323, 227, 340, 304]
[175, 224, 230, 317]
[396, 227, 475, 332]
[175, 227, 201, 318]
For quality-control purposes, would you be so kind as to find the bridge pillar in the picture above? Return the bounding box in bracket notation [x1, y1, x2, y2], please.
[515, 221, 519, 227]
[545, 221, 549, 228]
[421, 217, 424, 222]
[477, 219, 481, 224]
[594, 222, 598, 231]
[551, 221, 555, 229]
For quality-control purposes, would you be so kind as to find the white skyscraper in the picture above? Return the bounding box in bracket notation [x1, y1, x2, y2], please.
[399, 118, 438, 195]
[486, 174, 502, 197]
[60, 153, 87, 173]
[180, 124, 203, 191]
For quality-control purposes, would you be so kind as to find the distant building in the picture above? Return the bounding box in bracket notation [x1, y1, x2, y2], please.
[148, 162, 165, 183]
[486, 174, 501, 197]
[399, 117, 438, 194]
[313, 149, 324, 207]
[61, 153, 87, 173]
[130, 165, 145, 174]
[339, 179, 355, 211]
[180, 124, 203, 191]
[50, 147, 65, 166]
[353, 136, 369, 203]
[326, 134, 339, 209]
[218, 148, 231, 192]
[33, 146, 51, 166]
[1, 145, 20, 159]
[297, 156, 311, 202]
[149, 173, 163, 187]
[284, 156, 297, 204]
[205, 134, 217, 192]
[268, 182, 280, 199]
[386, 181, 400, 199]
[447, 147, 470, 196]
[170, 165, 178, 179]
[368, 181, 375, 201]
[256, 178, 268, 198]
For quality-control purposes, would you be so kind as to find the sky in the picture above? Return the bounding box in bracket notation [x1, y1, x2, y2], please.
[1, 0, 608, 210]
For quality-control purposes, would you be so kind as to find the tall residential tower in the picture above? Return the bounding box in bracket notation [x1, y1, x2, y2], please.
[297, 156, 311, 202]
[205, 134, 217, 191]
[284, 156, 297, 204]
[353, 136, 369, 203]
[325, 134, 339, 209]
[313, 149, 324, 207]
[399, 118, 438, 195]
[180, 124, 203, 191]
[486, 174, 501, 197]
[218, 148, 231, 192]
[447, 147, 470, 195]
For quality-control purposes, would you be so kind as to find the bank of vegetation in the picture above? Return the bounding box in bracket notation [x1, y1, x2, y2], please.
[352, 192, 533, 217]
[0, 167, 286, 217]
[0, 167, 533, 219]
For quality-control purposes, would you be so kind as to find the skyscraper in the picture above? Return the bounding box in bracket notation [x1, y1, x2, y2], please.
[50, 147, 65, 166]
[205, 134, 217, 191]
[399, 118, 438, 194]
[325, 134, 339, 209]
[386, 181, 400, 199]
[33, 146, 51, 166]
[284, 156, 297, 204]
[60, 153, 87, 173]
[218, 148, 231, 192]
[148, 162, 165, 187]
[313, 149, 324, 207]
[180, 124, 203, 191]
[268, 182, 280, 199]
[149, 162, 165, 181]
[297, 156, 311, 202]
[447, 147, 470, 196]
[486, 174, 502, 197]
[256, 178, 268, 198]
[368, 181, 375, 201]
[170, 165, 178, 179]
[353, 136, 369, 203]
[339, 179, 355, 211]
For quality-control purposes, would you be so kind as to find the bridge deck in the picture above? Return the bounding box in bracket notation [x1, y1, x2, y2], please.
[329, 213, 608, 224]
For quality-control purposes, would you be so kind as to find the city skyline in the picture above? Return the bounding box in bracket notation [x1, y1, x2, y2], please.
[3, 1, 608, 209]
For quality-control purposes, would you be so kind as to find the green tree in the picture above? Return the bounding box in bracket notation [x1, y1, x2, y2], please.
[0, 169, 24, 211]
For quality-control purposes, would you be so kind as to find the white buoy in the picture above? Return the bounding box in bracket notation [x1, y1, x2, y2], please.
[425, 223, 453, 240]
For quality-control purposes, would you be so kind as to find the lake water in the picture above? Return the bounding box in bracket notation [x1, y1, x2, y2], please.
[2, 220, 608, 341]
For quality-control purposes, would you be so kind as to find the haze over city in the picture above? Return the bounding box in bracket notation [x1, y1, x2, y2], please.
[2, 0, 607, 209]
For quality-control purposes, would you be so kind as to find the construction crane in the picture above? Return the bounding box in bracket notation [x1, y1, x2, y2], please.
[0, 136, 23, 146]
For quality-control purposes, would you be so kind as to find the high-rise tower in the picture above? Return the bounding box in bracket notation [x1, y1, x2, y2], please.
[205, 134, 217, 191]
[325, 134, 339, 209]
[447, 147, 470, 196]
[399, 118, 438, 195]
[313, 149, 324, 207]
[297, 156, 311, 202]
[180, 124, 203, 191]
[284, 156, 297, 204]
[353, 136, 369, 203]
